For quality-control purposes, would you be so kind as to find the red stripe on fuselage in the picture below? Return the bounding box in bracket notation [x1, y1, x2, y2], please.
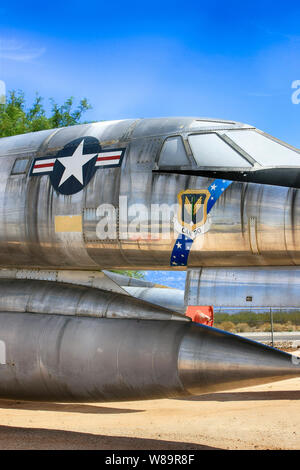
[34, 163, 54, 169]
[97, 156, 120, 161]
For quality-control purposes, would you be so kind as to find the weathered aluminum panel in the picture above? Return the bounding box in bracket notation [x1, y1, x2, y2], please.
[0, 118, 299, 270]
[0, 268, 127, 294]
[123, 286, 185, 313]
[186, 267, 300, 310]
[0, 314, 298, 401]
[0, 278, 187, 321]
[0, 129, 56, 156]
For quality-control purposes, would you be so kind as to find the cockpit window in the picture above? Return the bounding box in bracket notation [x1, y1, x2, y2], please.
[11, 157, 30, 175]
[188, 133, 252, 168]
[224, 130, 300, 167]
[158, 136, 190, 167]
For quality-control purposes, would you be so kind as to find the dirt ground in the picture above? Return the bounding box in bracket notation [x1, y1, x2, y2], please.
[0, 353, 300, 450]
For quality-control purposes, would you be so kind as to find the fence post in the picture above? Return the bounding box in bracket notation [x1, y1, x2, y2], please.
[270, 308, 274, 347]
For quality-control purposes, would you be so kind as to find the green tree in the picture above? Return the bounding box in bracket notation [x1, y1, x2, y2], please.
[0, 90, 92, 138]
[109, 270, 145, 280]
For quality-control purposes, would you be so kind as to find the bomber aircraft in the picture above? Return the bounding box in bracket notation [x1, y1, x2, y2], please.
[0, 117, 299, 402]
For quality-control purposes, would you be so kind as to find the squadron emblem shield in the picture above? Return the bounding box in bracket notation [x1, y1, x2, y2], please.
[171, 180, 233, 266]
[177, 189, 211, 231]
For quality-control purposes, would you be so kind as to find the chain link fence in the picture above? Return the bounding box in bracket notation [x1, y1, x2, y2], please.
[213, 308, 300, 350]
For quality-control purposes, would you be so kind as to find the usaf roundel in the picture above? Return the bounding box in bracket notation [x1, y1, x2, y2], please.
[30, 136, 125, 195]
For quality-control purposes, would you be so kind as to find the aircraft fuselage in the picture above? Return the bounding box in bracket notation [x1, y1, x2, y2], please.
[0, 117, 299, 270]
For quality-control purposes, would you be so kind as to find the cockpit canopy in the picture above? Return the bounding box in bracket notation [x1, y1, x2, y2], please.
[155, 119, 300, 188]
[158, 127, 300, 169]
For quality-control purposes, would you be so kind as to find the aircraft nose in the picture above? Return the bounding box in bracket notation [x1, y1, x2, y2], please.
[178, 324, 300, 395]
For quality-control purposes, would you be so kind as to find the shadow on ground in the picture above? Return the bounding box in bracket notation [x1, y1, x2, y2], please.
[180, 390, 300, 401]
[0, 425, 220, 450]
[0, 400, 143, 414]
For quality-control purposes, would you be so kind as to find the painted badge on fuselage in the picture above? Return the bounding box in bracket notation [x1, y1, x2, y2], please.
[177, 189, 211, 233]
[30, 136, 125, 195]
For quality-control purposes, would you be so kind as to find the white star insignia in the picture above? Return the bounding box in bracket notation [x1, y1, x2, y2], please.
[176, 242, 182, 248]
[57, 140, 97, 187]
[211, 184, 217, 191]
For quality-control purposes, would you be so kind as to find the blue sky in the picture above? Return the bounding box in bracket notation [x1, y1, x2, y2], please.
[143, 270, 186, 289]
[1, 1, 300, 289]
[1, 1, 300, 146]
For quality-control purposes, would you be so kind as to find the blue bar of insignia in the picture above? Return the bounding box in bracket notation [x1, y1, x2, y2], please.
[207, 179, 232, 213]
[170, 234, 193, 266]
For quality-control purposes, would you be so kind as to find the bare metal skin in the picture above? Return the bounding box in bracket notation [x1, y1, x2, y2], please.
[1, 117, 300, 270]
[0, 117, 299, 402]
[0, 292, 298, 402]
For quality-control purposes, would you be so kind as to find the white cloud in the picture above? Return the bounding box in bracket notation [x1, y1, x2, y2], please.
[0, 38, 46, 62]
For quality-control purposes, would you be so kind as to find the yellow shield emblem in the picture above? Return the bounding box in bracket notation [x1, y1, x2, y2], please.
[177, 189, 211, 231]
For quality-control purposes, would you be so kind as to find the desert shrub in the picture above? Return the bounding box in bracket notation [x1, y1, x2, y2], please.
[235, 323, 250, 332]
[218, 321, 236, 332]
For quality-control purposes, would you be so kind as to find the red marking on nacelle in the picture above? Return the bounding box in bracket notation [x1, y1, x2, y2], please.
[185, 306, 214, 326]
